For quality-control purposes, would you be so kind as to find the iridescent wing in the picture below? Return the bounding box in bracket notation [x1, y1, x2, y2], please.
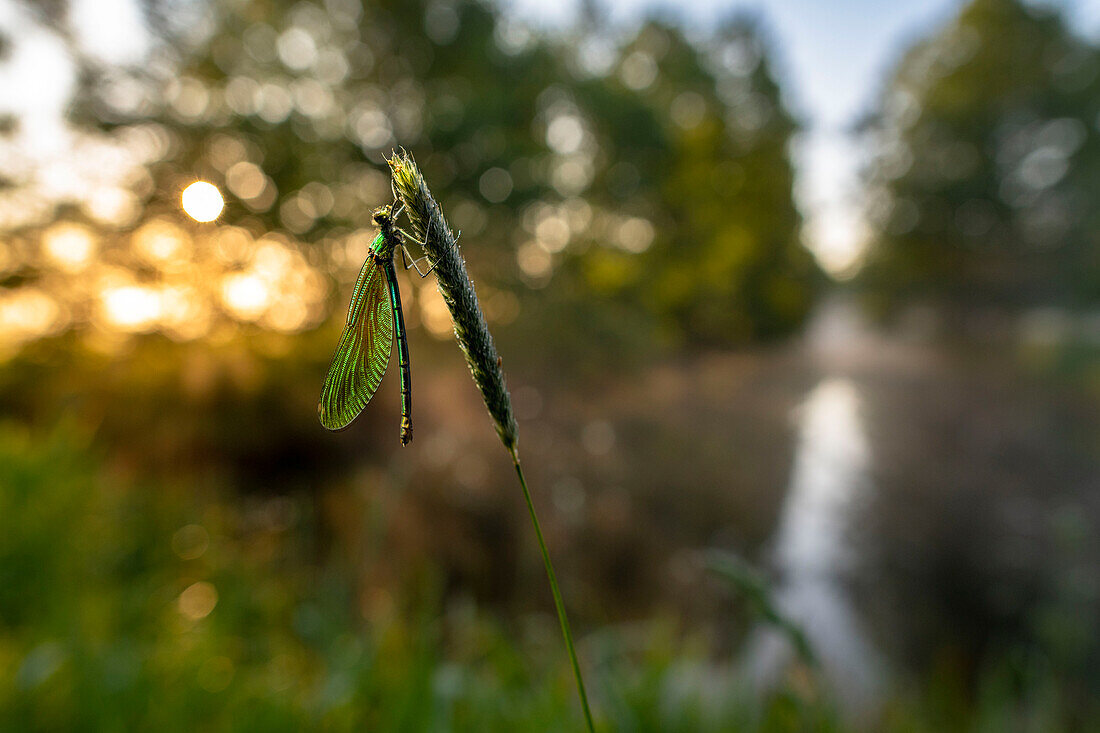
[318, 256, 394, 430]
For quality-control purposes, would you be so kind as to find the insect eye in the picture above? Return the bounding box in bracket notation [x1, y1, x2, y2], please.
[372, 205, 391, 226]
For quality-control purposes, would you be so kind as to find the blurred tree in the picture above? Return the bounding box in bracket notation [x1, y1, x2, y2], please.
[563, 17, 817, 346]
[0, 0, 815, 366]
[0, 0, 819, 488]
[859, 0, 1100, 317]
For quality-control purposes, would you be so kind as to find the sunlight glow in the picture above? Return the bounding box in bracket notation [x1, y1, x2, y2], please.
[42, 223, 97, 272]
[221, 273, 270, 320]
[70, 0, 150, 66]
[133, 219, 191, 266]
[263, 300, 309, 332]
[419, 287, 453, 338]
[803, 207, 870, 281]
[181, 181, 224, 222]
[0, 288, 62, 342]
[159, 285, 212, 341]
[101, 285, 161, 331]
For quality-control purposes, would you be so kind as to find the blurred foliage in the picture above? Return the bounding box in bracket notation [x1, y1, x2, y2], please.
[0, 0, 817, 369]
[0, 421, 847, 731]
[706, 551, 816, 667]
[2, 423, 1095, 730]
[0, 0, 823, 624]
[0, 0, 820, 568]
[859, 0, 1100, 317]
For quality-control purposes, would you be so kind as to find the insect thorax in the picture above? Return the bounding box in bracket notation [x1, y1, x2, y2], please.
[370, 206, 402, 260]
[370, 232, 398, 259]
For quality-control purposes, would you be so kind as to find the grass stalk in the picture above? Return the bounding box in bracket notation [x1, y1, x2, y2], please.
[512, 452, 596, 733]
[387, 150, 596, 732]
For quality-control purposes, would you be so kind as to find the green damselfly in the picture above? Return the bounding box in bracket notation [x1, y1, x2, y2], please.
[318, 203, 433, 444]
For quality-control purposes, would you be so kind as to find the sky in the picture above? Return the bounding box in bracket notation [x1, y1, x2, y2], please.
[506, 0, 1100, 276]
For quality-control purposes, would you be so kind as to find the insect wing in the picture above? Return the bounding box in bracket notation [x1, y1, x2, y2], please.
[318, 257, 394, 430]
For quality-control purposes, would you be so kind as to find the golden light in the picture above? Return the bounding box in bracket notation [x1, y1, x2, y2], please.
[252, 239, 294, 277]
[178, 581, 218, 620]
[221, 273, 270, 320]
[225, 161, 266, 200]
[133, 219, 191, 265]
[212, 226, 252, 265]
[0, 289, 62, 341]
[86, 187, 139, 227]
[263, 300, 308, 332]
[101, 285, 161, 331]
[419, 287, 453, 338]
[42, 223, 98, 272]
[159, 285, 212, 341]
[181, 181, 224, 222]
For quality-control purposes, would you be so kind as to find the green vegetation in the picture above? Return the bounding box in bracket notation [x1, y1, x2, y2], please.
[3, 424, 1095, 731]
[0, 422, 823, 731]
[860, 0, 1100, 316]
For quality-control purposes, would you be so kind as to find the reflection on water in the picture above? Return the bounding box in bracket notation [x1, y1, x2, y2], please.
[742, 377, 887, 713]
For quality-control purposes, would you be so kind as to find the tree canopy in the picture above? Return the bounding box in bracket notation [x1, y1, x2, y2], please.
[859, 0, 1100, 316]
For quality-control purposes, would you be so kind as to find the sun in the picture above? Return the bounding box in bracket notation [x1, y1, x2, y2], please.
[181, 181, 225, 222]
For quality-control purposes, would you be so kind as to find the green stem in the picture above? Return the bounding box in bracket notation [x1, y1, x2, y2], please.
[510, 450, 595, 733]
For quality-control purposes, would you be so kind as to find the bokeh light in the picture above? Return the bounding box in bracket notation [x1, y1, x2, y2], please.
[42, 222, 98, 272]
[101, 284, 162, 332]
[181, 181, 224, 222]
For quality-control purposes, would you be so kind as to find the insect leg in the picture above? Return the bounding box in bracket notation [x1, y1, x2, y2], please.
[400, 246, 435, 278]
[399, 218, 436, 277]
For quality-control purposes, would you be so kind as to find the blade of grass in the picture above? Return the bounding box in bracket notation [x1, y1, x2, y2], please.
[387, 150, 596, 732]
[513, 455, 596, 733]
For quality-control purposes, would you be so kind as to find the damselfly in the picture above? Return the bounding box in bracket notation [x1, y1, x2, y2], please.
[318, 204, 432, 444]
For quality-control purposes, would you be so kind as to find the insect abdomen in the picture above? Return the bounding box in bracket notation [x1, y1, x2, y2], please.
[385, 259, 413, 446]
